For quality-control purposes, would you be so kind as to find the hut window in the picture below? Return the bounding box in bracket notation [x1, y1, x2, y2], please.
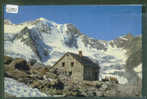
[71, 62, 74, 67]
[69, 71, 72, 76]
[95, 72, 98, 80]
[62, 62, 65, 67]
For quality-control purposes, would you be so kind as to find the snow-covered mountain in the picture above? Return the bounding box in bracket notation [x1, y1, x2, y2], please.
[4, 18, 142, 84]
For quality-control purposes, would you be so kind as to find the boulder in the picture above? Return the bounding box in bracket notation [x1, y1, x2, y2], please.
[95, 91, 104, 96]
[46, 72, 57, 79]
[9, 58, 30, 71]
[55, 79, 64, 90]
[31, 66, 49, 76]
[5, 64, 12, 71]
[84, 81, 97, 86]
[32, 62, 45, 67]
[104, 90, 117, 96]
[95, 82, 103, 88]
[5, 69, 28, 80]
[56, 90, 63, 95]
[100, 83, 108, 91]
[86, 87, 97, 96]
[63, 89, 72, 96]
[28, 59, 37, 66]
[4, 56, 13, 64]
[46, 88, 57, 96]
[84, 81, 103, 87]
[31, 80, 42, 88]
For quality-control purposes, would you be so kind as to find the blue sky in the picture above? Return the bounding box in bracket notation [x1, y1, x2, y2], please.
[4, 5, 142, 40]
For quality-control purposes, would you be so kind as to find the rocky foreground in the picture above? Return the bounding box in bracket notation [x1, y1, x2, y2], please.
[4, 56, 141, 97]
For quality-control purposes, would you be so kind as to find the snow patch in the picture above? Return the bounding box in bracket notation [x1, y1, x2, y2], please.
[134, 64, 142, 79]
[120, 36, 128, 41]
[5, 77, 48, 97]
[105, 44, 127, 63]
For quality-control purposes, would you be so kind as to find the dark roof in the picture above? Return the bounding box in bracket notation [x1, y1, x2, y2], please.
[51, 52, 100, 69]
[66, 52, 99, 68]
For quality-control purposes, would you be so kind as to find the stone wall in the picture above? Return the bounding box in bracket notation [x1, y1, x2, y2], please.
[53, 54, 84, 81]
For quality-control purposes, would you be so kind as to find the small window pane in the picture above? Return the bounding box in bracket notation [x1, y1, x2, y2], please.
[62, 62, 65, 67]
[71, 62, 74, 67]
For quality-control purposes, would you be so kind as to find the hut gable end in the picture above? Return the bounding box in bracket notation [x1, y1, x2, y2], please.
[51, 52, 100, 81]
[52, 52, 82, 68]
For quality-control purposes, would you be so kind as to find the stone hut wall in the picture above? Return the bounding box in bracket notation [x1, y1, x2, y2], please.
[53, 54, 84, 81]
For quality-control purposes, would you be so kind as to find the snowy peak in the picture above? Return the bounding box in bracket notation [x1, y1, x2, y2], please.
[119, 33, 134, 41]
[4, 18, 136, 53]
[63, 24, 81, 36]
[34, 17, 58, 26]
[109, 33, 134, 48]
[37, 17, 48, 21]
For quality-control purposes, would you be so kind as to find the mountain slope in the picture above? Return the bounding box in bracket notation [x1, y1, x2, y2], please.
[4, 18, 142, 84]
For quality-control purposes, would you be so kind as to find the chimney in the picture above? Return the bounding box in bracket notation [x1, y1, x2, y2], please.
[79, 51, 82, 57]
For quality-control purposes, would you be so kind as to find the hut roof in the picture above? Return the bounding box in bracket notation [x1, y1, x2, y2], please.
[67, 52, 99, 68]
[52, 52, 99, 68]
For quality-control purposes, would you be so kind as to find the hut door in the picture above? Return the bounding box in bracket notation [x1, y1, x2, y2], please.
[95, 72, 98, 80]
